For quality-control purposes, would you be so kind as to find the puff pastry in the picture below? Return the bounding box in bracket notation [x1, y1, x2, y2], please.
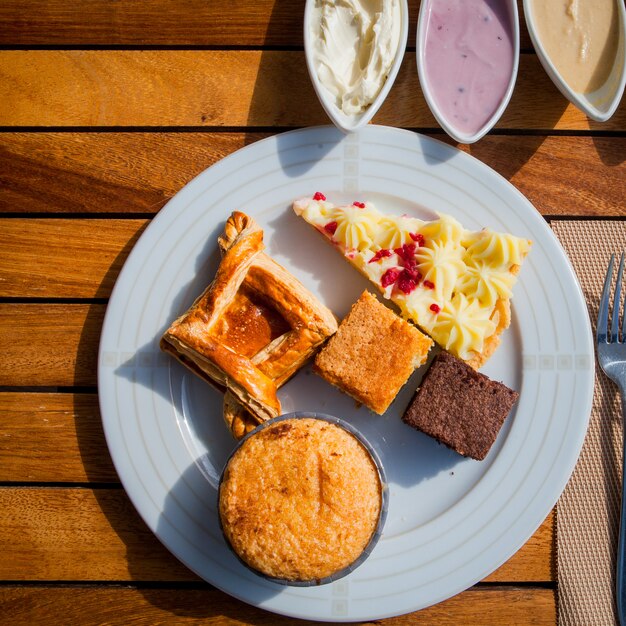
[161, 211, 337, 437]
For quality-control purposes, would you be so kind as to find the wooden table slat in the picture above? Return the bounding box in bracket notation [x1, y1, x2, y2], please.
[1, 51, 624, 129]
[0, 393, 117, 483]
[0, 587, 556, 625]
[1, 134, 624, 218]
[4, 208, 626, 302]
[0, 488, 195, 581]
[0, 485, 553, 582]
[0, 0, 535, 49]
[0, 219, 146, 298]
[0, 304, 103, 387]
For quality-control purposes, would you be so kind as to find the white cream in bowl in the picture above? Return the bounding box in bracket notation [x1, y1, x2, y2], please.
[305, 0, 408, 132]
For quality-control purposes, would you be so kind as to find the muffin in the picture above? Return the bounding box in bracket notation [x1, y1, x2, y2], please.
[219, 414, 386, 584]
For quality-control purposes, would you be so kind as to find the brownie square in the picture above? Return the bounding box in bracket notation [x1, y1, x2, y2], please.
[402, 351, 519, 460]
[314, 291, 432, 414]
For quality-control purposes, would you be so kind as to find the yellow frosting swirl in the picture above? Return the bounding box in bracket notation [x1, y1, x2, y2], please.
[327, 205, 380, 251]
[429, 293, 497, 360]
[375, 214, 424, 249]
[416, 240, 466, 301]
[418, 213, 465, 246]
[464, 229, 530, 268]
[456, 257, 516, 307]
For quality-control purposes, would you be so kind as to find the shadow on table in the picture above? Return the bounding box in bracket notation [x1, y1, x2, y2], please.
[589, 97, 625, 165]
[591, 133, 625, 166]
[243, 0, 342, 168]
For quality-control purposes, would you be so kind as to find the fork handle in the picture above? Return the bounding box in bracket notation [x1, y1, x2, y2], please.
[617, 390, 626, 626]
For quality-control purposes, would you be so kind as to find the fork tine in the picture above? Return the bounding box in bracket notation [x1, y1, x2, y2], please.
[612, 253, 624, 343]
[598, 254, 615, 343]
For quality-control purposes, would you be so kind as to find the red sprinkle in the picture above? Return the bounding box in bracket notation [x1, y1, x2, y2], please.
[423, 280, 435, 289]
[368, 248, 393, 263]
[397, 269, 419, 294]
[381, 268, 401, 288]
[409, 232, 425, 246]
[352, 201, 366, 208]
[313, 192, 326, 201]
[324, 221, 338, 235]
[394, 243, 417, 264]
[430, 303, 441, 314]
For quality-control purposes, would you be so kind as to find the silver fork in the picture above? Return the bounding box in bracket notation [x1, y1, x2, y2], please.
[598, 252, 626, 625]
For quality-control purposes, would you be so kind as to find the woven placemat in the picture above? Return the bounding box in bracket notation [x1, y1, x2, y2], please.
[552, 220, 626, 626]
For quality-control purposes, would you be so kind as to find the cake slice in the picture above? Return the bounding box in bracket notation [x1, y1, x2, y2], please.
[314, 291, 433, 414]
[402, 351, 519, 460]
[293, 194, 531, 368]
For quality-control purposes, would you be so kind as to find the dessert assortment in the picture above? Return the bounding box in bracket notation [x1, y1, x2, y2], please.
[219, 415, 385, 583]
[159, 192, 530, 583]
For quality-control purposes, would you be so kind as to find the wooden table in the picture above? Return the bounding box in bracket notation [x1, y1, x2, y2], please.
[0, 1, 624, 623]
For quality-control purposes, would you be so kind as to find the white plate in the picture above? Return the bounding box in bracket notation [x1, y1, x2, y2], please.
[98, 125, 593, 621]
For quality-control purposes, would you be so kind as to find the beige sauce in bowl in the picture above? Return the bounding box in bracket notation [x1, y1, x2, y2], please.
[531, 0, 620, 93]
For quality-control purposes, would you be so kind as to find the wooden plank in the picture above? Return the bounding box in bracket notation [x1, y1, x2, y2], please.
[0, 51, 623, 130]
[0, 586, 556, 625]
[0, 393, 117, 483]
[1, 134, 624, 217]
[457, 136, 626, 218]
[0, 219, 147, 298]
[0, 487, 553, 582]
[0, 488, 195, 581]
[0, 132, 259, 215]
[0, 304, 102, 387]
[0, 0, 534, 49]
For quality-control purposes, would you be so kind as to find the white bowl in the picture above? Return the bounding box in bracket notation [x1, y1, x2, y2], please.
[523, 0, 626, 122]
[304, 0, 409, 133]
[416, 0, 520, 144]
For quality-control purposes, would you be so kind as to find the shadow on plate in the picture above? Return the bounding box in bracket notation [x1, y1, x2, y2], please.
[153, 462, 284, 608]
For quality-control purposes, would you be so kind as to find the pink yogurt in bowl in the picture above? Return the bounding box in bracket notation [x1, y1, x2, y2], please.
[417, 0, 519, 143]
